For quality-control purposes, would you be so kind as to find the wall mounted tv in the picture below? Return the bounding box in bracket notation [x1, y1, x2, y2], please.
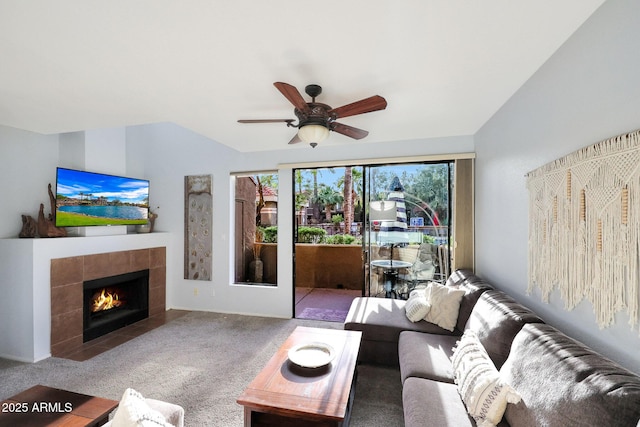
[55, 168, 150, 227]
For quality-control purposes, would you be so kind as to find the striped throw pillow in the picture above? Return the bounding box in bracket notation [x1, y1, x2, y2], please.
[451, 330, 521, 427]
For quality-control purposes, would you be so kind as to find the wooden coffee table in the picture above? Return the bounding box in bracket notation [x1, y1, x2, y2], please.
[237, 326, 362, 427]
[0, 385, 118, 427]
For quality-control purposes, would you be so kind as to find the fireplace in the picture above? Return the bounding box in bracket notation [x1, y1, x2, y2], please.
[83, 269, 149, 342]
[50, 247, 166, 357]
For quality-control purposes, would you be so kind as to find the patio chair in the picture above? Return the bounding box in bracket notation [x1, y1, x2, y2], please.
[397, 243, 436, 298]
[433, 243, 450, 284]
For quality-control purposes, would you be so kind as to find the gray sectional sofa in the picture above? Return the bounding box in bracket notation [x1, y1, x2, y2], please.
[344, 269, 640, 427]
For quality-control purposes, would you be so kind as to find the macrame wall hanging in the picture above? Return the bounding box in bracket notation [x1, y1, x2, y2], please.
[526, 129, 640, 332]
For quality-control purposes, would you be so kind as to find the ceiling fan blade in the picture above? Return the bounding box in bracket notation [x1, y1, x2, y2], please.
[274, 82, 311, 114]
[328, 95, 387, 119]
[331, 122, 369, 140]
[288, 133, 302, 144]
[238, 119, 294, 124]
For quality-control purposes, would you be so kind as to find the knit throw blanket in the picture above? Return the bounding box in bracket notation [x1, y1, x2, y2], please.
[526, 129, 640, 332]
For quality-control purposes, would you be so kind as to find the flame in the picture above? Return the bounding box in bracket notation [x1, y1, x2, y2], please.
[91, 288, 124, 313]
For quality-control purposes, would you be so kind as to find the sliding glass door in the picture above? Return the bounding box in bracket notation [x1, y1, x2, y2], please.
[291, 160, 456, 320]
[363, 162, 452, 298]
[292, 167, 364, 321]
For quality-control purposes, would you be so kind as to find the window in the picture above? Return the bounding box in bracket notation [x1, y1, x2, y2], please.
[233, 173, 278, 285]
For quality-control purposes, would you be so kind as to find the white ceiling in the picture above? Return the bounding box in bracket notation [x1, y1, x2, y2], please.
[0, 1, 606, 152]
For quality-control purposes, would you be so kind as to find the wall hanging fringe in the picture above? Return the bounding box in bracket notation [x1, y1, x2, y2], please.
[526, 129, 640, 332]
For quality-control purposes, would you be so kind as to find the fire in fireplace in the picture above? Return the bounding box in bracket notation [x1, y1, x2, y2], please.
[83, 269, 149, 342]
[91, 287, 126, 313]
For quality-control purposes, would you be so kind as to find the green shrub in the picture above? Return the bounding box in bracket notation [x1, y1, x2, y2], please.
[324, 234, 357, 245]
[260, 226, 278, 243]
[422, 234, 436, 244]
[325, 234, 344, 244]
[331, 214, 343, 225]
[297, 226, 327, 243]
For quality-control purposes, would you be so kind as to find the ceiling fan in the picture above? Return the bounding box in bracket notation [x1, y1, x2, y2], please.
[238, 82, 387, 147]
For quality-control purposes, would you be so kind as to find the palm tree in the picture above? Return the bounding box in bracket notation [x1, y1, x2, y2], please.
[343, 167, 353, 235]
[255, 176, 264, 226]
[317, 185, 343, 222]
[294, 170, 309, 211]
[255, 173, 278, 227]
[336, 166, 363, 235]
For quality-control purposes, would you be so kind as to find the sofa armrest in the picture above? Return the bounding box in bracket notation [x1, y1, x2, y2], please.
[102, 398, 185, 427]
[146, 398, 185, 427]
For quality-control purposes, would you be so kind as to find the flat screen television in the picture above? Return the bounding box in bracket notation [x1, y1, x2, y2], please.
[55, 167, 150, 227]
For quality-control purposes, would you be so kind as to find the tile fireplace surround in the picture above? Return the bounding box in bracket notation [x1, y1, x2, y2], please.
[50, 247, 166, 357]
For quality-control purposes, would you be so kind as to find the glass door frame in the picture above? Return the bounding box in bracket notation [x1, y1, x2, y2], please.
[362, 161, 453, 298]
[290, 159, 455, 304]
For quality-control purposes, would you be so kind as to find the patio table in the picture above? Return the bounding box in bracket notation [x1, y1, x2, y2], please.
[371, 259, 412, 298]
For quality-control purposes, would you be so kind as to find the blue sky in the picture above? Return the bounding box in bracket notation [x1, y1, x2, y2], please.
[299, 164, 422, 189]
[56, 168, 149, 204]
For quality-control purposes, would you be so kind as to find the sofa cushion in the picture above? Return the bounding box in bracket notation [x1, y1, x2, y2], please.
[452, 330, 521, 427]
[403, 377, 476, 427]
[345, 296, 457, 365]
[501, 324, 640, 427]
[464, 290, 544, 369]
[399, 330, 458, 383]
[423, 282, 466, 331]
[445, 268, 475, 287]
[345, 297, 456, 343]
[450, 271, 494, 333]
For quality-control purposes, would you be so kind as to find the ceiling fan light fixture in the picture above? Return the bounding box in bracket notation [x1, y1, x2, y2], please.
[298, 124, 330, 146]
[238, 82, 387, 147]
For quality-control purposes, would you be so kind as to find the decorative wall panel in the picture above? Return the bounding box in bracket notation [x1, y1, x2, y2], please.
[184, 175, 213, 281]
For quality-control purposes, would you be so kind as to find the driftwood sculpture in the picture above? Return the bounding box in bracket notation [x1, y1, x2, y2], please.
[19, 214, 37, 238]
[37, 183, 67, 238]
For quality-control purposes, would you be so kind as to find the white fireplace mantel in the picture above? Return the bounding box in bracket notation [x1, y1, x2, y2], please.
[0, 232, 171, 362]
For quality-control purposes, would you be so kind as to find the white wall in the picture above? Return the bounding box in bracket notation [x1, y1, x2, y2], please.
[0, 126, 59, 238]
[0, 127, 135, 239]
[85, 128, 127, 175]
[475, 0, 640, 373]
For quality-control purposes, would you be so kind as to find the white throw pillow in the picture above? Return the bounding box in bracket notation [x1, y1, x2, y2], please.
[422, 282, 465, 331]
[408, 289, 425, 300]
[112, 388, 173, 427]
[405, 290, 431, 322]
[451, 331, 521, 427]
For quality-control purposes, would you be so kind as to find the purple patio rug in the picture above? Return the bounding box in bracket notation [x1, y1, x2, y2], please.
[296, 307, 350, 322]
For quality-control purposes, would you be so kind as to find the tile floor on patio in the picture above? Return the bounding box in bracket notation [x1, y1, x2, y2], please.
[295, 287, 362, 323]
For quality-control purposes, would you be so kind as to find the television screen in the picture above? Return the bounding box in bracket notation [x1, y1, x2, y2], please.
[55, 168, 150, 227]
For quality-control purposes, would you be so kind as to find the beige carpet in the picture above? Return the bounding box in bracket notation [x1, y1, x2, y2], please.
[0, 311, 403, 426]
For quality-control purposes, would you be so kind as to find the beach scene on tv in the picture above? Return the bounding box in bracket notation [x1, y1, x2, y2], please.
[55, 168, 150, 227]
